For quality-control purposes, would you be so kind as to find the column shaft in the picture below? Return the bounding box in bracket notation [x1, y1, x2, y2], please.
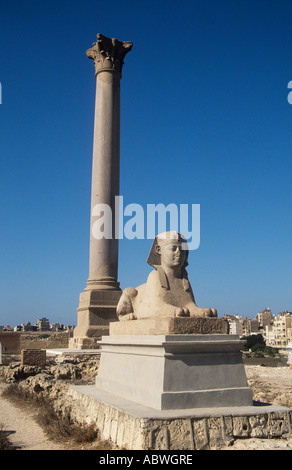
[88, 70, 120, 289]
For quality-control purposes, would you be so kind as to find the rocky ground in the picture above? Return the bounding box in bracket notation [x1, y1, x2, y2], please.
[0, 354, 103, 450]
[0, 354, 292, 450]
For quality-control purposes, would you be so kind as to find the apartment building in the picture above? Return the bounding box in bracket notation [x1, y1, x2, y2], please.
[223, 315, 252, 336]
[288, 341, 292, 369]
[265, 311, 292, 349]
[36, 317, 50, 331]
[256, 308, 274, 330]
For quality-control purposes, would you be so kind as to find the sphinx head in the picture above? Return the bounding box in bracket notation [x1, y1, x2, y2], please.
[147, 231, 189, 271]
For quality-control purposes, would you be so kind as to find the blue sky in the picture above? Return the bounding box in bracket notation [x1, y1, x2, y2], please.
[0, 0, 292, 326]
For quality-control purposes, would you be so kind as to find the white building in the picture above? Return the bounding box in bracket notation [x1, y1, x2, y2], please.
[265, 312, 292, 349]
[224, 315, 252, 336]
[287, 341, 292, 369]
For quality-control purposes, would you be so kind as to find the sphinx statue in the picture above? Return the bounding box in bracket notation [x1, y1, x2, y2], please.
[117, 231, 217, 321]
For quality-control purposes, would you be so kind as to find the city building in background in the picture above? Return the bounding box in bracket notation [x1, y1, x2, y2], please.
[224, 308, 292, 351]
[265, 311, 292, 349]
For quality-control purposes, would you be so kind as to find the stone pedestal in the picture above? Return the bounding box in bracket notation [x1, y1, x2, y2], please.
[95, 332, 253, 410]
[70, 34, 132, 349]
[110, 316, 229, 335]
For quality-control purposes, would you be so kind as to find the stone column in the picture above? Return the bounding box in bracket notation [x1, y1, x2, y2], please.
[70, 34, 132, 349]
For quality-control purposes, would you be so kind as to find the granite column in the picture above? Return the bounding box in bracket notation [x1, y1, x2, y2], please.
[71, 34, 132, 348]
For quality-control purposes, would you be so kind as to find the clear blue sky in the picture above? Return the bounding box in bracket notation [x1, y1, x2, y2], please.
[1, 0, 292, 326]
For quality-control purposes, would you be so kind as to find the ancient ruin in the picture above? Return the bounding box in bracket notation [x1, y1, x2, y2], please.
[66, 34, 292, 450]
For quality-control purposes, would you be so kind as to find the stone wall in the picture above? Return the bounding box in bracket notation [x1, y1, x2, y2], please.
[0, 331, 69, 364]
[0, 332, 21, 364]
[20, 331, 70, 350]
[21, 349, 46, 368]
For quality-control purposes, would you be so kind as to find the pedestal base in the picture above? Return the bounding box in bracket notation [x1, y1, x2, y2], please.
[69, 384, 292, 450]
[95, 334, 253, 410]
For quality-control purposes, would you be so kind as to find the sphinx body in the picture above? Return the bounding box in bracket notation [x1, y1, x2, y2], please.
[117, 232, 217, 321]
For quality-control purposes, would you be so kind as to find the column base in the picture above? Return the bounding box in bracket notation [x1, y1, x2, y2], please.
[68, 336, 100, 350]
[71, 288, 122, 349]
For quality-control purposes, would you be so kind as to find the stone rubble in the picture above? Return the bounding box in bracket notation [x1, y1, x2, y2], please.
[0, 357, 292, 450]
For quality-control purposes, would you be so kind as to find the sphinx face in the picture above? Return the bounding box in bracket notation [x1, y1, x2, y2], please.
[157, 241, 187, 270]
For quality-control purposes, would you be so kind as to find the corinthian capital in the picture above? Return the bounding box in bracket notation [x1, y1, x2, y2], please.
[86, 33, 133, 77]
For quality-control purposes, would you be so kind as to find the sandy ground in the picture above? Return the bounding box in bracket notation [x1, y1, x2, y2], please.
[247, 365, 292, 405]
[0, 382, 64, 450]
[0, 365, 292, 450]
